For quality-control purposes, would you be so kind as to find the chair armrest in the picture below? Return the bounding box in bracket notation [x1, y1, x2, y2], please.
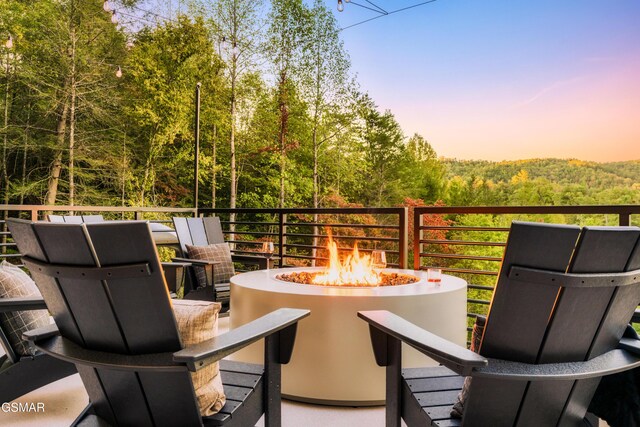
[619, 337, 640, 355]
[23, 323, 60, 342]
[173, 308, 310, 372]
[0, 297, 47, 312]
[24, 333, 182, 372]
[171, 257, 220, 267]
[632, 309, 640, 325]
[473, 348, 640, 381]
[231, 254, 279, 269]
[358, 310, 487, 376]
[162, 261, 192, 268]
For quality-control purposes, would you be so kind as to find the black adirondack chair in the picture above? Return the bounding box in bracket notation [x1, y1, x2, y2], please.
[172, 217, 273, 306]
[8, 219, 309, 426]
[359, 221, 640, 427]
[0, 297, 76, 402]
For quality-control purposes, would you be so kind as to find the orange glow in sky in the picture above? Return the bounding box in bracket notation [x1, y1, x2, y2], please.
[335, 1, 640, 162]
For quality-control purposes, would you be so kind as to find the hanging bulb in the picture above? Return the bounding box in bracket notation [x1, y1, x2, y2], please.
[111, 10, 118, 24]
[220, 36, 227, 50]
[337, 0, 344, 12]
[126, 40, 134, 50]
[5, 34, 13, 49]
[345, 0, 350, 2]
[232, 42, 239, 57]
[103, 0, 111, 12]
[115, 66, 122, 78]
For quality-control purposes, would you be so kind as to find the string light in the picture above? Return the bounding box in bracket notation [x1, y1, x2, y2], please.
[5, 34, 13, 49]
[115, 66, 122, 78]
[111, 10, 119, 24]
[103, 0, 111, 12]
[337, 0, 344, 12]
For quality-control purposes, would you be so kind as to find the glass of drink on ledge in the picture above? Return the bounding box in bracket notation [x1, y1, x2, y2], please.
[427, 268, 442, 284]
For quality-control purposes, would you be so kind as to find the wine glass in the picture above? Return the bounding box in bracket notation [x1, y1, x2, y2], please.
[371, 250, 387, 272]
[262, 242, 275, 271]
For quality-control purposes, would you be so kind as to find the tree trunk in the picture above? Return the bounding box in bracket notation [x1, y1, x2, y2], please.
[211, 124, 216, 208]
[228, 4, 239, 243]
[2, 57, 11, 253]
[45, 100, 69, 206]
[278, 71, 288, 209]
[68, 34, 77, 209]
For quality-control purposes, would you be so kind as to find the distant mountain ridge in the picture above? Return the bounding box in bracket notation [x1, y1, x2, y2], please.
[443, 158, 640, 189]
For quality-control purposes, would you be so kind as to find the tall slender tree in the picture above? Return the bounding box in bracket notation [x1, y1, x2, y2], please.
[266, 0, 310, 208]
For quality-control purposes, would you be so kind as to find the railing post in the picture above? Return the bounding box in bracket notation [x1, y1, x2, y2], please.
[398, 208, 408, 269]
[279, 212, 286, 266]
[31, 208, 39, 221]
[619, 213, 630, 226]
[135, 211, 142, 221]
[414, 210, 423, 270]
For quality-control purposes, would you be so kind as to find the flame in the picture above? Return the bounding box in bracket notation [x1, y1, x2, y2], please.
[312, 237, 380, 286]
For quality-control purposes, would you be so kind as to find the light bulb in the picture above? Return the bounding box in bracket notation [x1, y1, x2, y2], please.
[126, 41, 134, 50]
[345, 0, 350, 2]
[337, 0, 344, 12]
[115, 66, 122, 78]
[220, 36, 227, 50]
[111, 11, 118, 24]
[103, 0, 111, 12]
[232, 43, 239, 57]
[5, 34, 13, 49]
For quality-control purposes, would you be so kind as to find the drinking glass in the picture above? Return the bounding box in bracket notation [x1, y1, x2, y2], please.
[371, 250, 387, 271]
[262, 242, 275, 271]
[427, 268, 442, 284]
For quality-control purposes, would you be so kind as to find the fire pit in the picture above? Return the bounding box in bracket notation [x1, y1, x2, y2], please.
[229, 267, 467, 406]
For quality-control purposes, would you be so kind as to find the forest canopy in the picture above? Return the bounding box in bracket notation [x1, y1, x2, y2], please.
[1, 0, 638, 211]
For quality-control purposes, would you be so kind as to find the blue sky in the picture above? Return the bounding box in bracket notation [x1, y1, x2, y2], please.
[331, 0, 640, 161]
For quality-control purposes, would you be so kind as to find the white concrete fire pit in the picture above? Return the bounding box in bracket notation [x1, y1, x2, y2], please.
[229, 267, 467, 406]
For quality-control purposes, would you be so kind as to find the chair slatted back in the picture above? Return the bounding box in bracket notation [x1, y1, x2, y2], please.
[8, 220, 202, 426]
[62, 215, 84, 224]
[173, 216, 226, 256]
[81, 215, 105, 223]
[47, 214, 64, 223]
[463, 222, 640, 427]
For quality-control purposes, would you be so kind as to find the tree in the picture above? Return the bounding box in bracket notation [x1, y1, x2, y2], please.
[354, 93, 405, 206]
[265, 0, 310, 208]
[122, 15, 221, 206]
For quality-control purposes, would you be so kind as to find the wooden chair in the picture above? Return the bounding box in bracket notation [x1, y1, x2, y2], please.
[0, 297, 76, 402]
[359, 221, 640, 427]
[8, 219, 309, 426]
[172, 217, 273, 306]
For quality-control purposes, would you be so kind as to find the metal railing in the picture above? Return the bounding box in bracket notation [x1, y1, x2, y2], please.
[0, 204, 197, 260]
[2, 203, 638, 329]
[412, 205, 640, 332]
[198, 208, 409, 269]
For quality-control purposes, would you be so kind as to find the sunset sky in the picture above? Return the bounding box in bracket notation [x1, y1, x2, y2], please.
[332, 0, 640, 162]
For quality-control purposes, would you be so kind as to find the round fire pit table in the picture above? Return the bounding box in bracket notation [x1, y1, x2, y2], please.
[229, 267, 467, 406]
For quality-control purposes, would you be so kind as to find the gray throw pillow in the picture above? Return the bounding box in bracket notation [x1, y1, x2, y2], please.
[186, 243, 235, 288]
[0, 261, 50, 357]
[451, 315, 486, 418]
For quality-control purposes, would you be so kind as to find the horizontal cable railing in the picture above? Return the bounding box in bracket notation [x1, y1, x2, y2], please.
[412, 205, 640, 335]
[2, 203, 639, 332]
[198, 207, 408, 269]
